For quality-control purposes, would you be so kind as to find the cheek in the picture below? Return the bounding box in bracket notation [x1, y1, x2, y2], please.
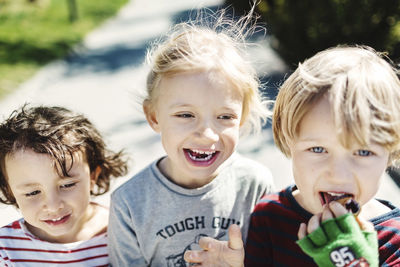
[74, 193, 90, 209]
[292, 157, 315, 188]
[291, 155, 304, 177]
[292, 166, 306, 188]
[160, 132, 180, 151]
[16, 198, 39, 218]
[74, 183, 91, 198]
[222, 132, 239, 151]
[356, 159, 388, 203]
[227, 128, 240, 140]
[361, 169, 384, 194]
[162, 122, 185, 137]
[74, 185, 89, 195]
[222, 125, 240, 140]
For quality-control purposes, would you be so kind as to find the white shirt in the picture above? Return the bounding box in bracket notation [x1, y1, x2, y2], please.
[0, 218, 108, 266]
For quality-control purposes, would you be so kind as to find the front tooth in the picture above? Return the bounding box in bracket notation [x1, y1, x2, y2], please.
[198, 154, 212, 161]
[327, 192, 344, 197]
[188, 153, 212, 161]
[192, 149, 214, 155]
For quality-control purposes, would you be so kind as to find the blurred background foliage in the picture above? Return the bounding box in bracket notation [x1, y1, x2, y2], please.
[3, 0, 400, 99]
[0, 0, 128, 98]
[226, 0, 400, 68]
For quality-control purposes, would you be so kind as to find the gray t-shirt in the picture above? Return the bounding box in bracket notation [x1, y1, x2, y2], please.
[108, 153, 274, 266]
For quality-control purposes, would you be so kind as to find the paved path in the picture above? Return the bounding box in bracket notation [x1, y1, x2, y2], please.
[0, 0, 399, 227]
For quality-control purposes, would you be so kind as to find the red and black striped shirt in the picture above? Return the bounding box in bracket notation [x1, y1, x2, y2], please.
[245, 185, 400, 266]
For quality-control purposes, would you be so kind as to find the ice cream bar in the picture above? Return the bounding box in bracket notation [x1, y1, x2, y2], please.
[337, 197, 360, 216]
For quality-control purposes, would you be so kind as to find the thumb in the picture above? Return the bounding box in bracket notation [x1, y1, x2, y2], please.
[356, 214, 375, 232]
[228, 224, 243, 250]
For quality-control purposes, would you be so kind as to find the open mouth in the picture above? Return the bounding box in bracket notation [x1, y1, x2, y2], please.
[43, 214, 70, 226]
[320, 191, 361, 214]
[320, 191, 353, 205]
[184, 149, 219, 165]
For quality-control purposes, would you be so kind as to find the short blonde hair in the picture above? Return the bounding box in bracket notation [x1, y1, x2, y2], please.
[145, 7, 270, 135]
[273, 45, 400, 165]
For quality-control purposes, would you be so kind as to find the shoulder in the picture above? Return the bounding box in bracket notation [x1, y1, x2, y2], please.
[371, 205, 400, 265]
[0, 219, 24, 234]
[110, 159, 165, 214]
[372, 201, 400, 229]
[111, 159, 159, 199]
[0, 219, 31, 246]
[370, 199, 400, 224]
[253, 186, 294, 213]
[224, 155, 275, 195]
[249, 191, 287, 228]
[250, 186, 305, 226]
[229, 154, 270, 171]
[227, 154, 274, 184]
[253, 191, 282, 212]
[81, 231, 108, 246]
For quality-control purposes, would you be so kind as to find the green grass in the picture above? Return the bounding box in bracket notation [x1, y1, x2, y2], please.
[0, 0, 128, 99]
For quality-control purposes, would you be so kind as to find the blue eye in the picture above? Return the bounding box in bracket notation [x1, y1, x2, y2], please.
[356, 150, 372, 156]
[25, 190, 41, 197]
[310, 147, 326, 153]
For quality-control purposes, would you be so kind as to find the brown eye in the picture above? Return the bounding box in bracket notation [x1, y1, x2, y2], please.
[25, 190, 41, 197]
[176, 113, 194, 118]
[218, 115, 234, 120]
[61, 183, 77, 189]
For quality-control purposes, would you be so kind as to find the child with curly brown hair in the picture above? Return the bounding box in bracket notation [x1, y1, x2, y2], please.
[0, 105, 128, 266]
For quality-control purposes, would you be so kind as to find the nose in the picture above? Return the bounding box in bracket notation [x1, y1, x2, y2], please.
[328, 156, 354, 183]
[43, 191, 64, 212]
[195, 121, 219, 143]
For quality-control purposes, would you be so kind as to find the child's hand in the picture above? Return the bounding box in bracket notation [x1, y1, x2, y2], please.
[183, 224, 244, 267]
[296, 201, 378, 267]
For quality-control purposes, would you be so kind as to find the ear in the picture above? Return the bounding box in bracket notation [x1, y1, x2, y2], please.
[90, 166, 102, 189]
[143, 100, 161, 133]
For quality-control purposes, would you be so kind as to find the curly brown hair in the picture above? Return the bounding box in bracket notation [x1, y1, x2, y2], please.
[0, 104, 128, 207]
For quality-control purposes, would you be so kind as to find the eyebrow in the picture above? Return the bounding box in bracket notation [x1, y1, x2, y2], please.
[169, 103, 193, 108]
[15, 175, 79, 189]
[170, 102, 241, 111]
[296, 137, 320, 142]
[15, 183, 41, 190]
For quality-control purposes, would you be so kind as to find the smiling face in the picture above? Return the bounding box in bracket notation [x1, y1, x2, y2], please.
[5, 149, 97, 243]
[290, 95, 390, 215]
[144, 71, 243, 188]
